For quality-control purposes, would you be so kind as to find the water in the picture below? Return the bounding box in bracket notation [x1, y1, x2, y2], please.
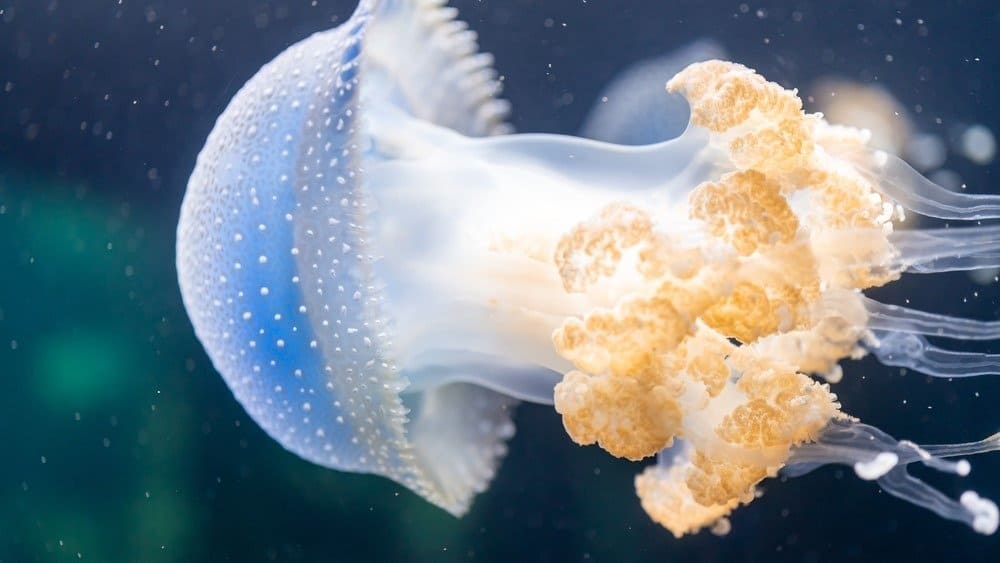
[1, 1, 998, 561]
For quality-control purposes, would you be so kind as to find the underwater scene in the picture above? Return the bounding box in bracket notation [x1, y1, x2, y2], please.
[1, 0, 999, 561]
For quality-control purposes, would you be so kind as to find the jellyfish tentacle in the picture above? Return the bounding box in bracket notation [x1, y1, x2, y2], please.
[787, 420, 999, 534]
[890, 225, 1000, 273]
[863, 296, 1000, 340]
[861, 149, 1000, 220]
[867, 330, 1000, 377]
[787, 420, 997, 470]
[922, 432, 1000, 458]
[877, 466, 997, 534]
[906, 254, 1000, 274]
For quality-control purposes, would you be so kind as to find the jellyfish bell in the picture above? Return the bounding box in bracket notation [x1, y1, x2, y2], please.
[177, 0, 522, 516]
[177, 0, 721, 515]
[178, 0, 1000, 536]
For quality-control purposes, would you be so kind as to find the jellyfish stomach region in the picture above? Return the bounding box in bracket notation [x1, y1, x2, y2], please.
[364, 60, 1000, 537]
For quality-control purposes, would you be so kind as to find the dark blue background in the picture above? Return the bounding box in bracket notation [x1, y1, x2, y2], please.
[0, 1, 997, 561]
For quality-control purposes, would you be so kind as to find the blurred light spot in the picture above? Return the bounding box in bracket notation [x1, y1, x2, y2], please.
[35, 331, 134, 408]
[905, 133, 947, 171]
[959, 124, 996, 164]
[810, 78, 913, 155]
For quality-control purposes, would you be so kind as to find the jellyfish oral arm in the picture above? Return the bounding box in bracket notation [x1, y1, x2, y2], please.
[364, 60, 1000, 537]
[357, 59, 1000, 539]
[363, 108, 722, 402]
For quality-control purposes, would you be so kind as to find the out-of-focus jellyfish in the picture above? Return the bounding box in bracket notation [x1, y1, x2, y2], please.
[809, 78, 916, 157]
[810, 78, 998, 189]
[810, 77, 958, 189]
[580, 39, 727, 145]
[176, 0, 1000, 537]
[958, 124, 996, 165]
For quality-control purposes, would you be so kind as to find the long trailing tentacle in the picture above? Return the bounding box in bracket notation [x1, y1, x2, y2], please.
[890, 226, 1000, 273]
[867, 330, 1000, 377]
[863, 296, 1000, 340]
[787, 419, 999, 534]
[859, 148, 1000, 220]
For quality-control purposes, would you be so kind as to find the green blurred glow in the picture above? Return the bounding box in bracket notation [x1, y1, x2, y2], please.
[35, 330, 135, 408]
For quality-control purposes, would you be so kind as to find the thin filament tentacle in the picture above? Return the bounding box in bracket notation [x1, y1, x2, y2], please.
[867, 330, 1000, 377]
[863, 296, 1000, 340]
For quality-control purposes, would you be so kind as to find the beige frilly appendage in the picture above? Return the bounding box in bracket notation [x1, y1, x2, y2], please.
[551, 60, 903, 537]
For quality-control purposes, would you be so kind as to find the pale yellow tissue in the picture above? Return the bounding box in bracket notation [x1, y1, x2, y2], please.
[637, 236, 704, 280]
[551, 60, 910, 538]
[755, 315, 868, 377]
[660, 327, 734, 398]
[553, 203, 654, 293]
[685, 451, 767, 507]
[699, 243, 821, 344]
[811, 169, 886, 230]
[670, 60, 890, 235]
[552, 278, 719, 377]
[726, 117, 815, 177]
[727, 350, 841, 442]
[688, 170, 799, 256]
[635, 464, 740, 539]
[701, 282, 783, 343]
[666, 60, 802, 134]
[554, 370, 683, 461]
[810, 228, 901, 289]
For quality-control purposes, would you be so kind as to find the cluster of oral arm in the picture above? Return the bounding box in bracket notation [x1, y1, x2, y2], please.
[548, 60, 904, 537]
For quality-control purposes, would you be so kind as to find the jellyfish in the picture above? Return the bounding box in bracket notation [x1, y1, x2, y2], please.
[176, 0, 1000, 537]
